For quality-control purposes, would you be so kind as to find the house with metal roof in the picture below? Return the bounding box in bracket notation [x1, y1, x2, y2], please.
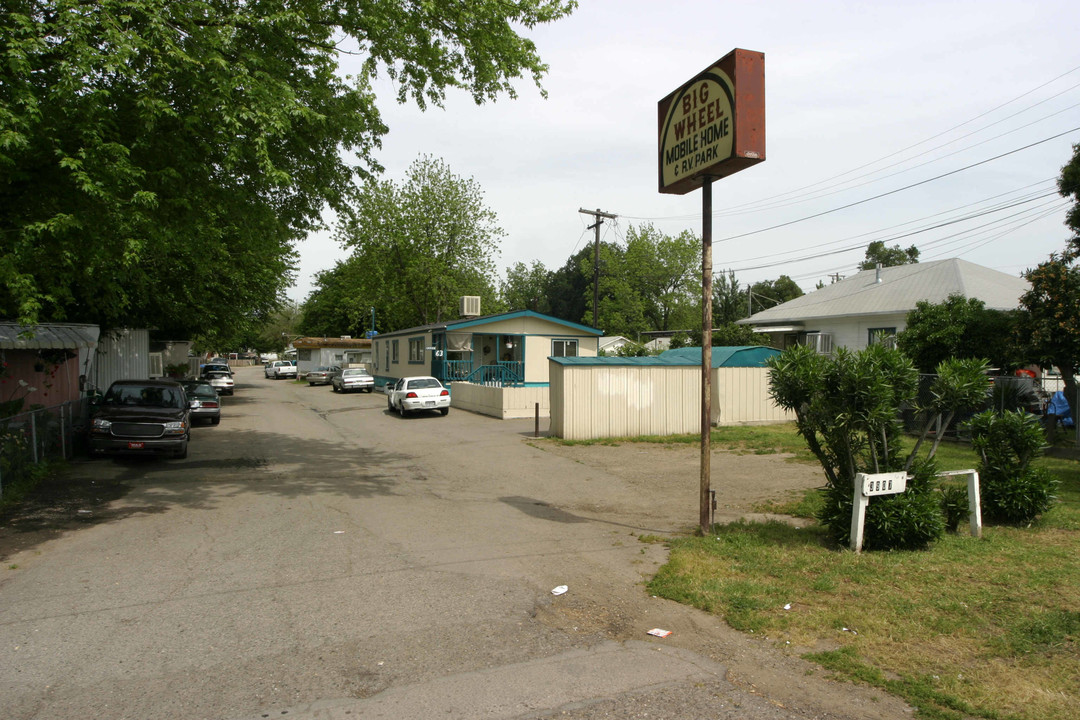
[372, 310, 602, 419]
[736, 259, 1030, 353]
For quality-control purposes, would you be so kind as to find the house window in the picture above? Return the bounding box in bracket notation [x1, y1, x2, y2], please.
[392, 339, 399, 363]
[374, 342, 380, 370]
[409, 337, 424, 363]
[298, 349, 312, 361]
[868, 328, 897, 347]
[552, 339, 578, 357]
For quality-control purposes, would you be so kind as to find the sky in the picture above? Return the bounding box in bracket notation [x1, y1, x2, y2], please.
[289, 0, 1080, 304]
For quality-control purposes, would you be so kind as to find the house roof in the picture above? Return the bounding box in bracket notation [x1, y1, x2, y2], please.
[0, 322, 99, 350]
[552, 346, 781, 368]
[737, 259, 1029, 326]
[376, 310, 603, 339]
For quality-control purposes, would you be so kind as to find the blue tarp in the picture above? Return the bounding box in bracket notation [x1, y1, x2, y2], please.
[550, 346, 781, 369]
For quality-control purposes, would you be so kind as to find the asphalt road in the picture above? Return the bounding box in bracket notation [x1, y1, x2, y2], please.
[0, 367, 912, 719]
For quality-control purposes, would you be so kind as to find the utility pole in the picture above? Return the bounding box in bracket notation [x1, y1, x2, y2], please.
[579, 208, 617, 328]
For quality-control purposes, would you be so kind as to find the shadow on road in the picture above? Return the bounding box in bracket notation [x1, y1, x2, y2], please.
[0, 427, 410, 561]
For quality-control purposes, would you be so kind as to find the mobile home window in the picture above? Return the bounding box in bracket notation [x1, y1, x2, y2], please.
[552, 339, 578, 357]
[392, 339, 399, 363]
[409, 337, 424, 363]
[868, 327, 897, 347]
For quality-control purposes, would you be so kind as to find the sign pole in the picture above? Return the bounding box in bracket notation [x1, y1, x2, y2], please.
[700, 178, 714, 535]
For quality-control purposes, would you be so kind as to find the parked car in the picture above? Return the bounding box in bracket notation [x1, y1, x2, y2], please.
[306, 365, 340, 386]
[387, 376, 451, 416]
[332, 368, 375, 393]
[201, 366, 234, 395]
[179, 380, 221, 425]
[265, 360, 297, 380]
[89, 379, 191, 459]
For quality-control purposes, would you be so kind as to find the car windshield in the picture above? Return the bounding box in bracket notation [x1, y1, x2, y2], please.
[343, 369, 367, 377]
[206, 372, 229, 379]
[407, 378, 441, 389]
[105, 384, 185, 408]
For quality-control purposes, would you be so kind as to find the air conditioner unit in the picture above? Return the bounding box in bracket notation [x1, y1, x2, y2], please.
[805, 332, 833, 355]
[340, 335, 352, 340]
[459, 296, 481, 318]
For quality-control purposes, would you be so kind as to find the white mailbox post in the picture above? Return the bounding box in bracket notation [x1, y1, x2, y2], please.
[851, 469, 983, 552]
[850, 471, 908, 553]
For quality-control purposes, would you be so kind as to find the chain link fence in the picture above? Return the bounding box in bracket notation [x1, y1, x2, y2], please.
[903, 374, 1078, 445]
[0, 399, 91, 499]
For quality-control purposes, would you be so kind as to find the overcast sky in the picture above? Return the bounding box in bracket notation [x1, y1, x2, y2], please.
[289, 0, 1080, 304]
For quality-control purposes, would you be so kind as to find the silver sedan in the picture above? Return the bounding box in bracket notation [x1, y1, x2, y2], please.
[332, 368, 374, 393]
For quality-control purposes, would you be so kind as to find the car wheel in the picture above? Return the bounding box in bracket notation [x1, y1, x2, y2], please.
[387, 397, 394, 411]
[440, 408, 449, 416]
[211, 416, 220, 426]
[175, 442, 188, 460]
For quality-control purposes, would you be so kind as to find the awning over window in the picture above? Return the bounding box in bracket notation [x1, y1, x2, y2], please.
[445, 333, 473, 352]
[0, 323, 99, 350]
[750, 325, 802, 334]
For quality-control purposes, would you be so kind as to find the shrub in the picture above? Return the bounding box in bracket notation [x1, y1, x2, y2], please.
[968, 409, 1058, 523]
[939, 483, 970, 533]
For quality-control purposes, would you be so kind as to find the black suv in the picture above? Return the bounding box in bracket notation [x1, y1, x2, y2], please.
[89, 379, 191, 459]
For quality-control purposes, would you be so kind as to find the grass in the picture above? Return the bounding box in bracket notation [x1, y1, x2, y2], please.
[641, 422, 1080, 720]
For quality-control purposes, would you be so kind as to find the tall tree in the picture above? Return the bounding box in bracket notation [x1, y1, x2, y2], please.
[0, 0, 575, 333]
[501, 261, 553, 313]
[623, 224, 700, 332]
[1015, 142, 1080, 419]
[546, 246, 592, 325]
[748, 276, 803, 314]
[859, 241, 920, 270]
[713, 269, 748, 324]
[334, 156, 503, 327]
[897, 294, 1017, 372]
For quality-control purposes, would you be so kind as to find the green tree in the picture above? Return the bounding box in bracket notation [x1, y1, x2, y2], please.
[714, 270, 748, 324]
[501, 261, 553, 313]
[334, 156, 503, 327]
[546, 246, 592, 326]
[747, 276, 803, 314]
[767, 344, 949, 550]
[1059, 142, 1080, 247]
[585, 242, 647, 337]
[1017, 257, 1080, 420]
[858, 241, 920, 270]
[623, 224, 700, 332]
[298, 259, 375, 338]
[0, 0, 574, 333]
[897, 294, 1017, 372]
[1012, 143, 1080, 419]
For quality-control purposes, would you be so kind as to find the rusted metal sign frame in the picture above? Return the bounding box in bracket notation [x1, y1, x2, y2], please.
[658, 49, 765, 534]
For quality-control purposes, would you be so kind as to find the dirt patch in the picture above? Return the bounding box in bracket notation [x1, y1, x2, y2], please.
[534, 439, 825, 527]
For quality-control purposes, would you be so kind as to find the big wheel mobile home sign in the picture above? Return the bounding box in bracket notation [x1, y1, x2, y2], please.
[657, 48, 765, 195]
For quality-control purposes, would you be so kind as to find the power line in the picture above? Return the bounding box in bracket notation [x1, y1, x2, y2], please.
[714, 127, 1080, 244]
[618, 64, 1080, 223]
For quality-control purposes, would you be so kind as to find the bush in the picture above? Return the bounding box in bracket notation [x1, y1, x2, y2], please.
[818, 457, 945, 550]
[968, 409, 1058, 524]
[939, 483, 969, 533]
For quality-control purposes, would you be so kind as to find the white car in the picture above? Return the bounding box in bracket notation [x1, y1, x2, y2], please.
[332, 368, 374, 393]
[387, 376, 450, 416]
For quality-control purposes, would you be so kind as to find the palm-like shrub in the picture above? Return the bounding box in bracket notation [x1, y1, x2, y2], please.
[968, 410, 1057, 524]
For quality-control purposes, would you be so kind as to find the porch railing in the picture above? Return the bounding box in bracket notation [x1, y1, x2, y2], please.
[458, 361, 524, 387]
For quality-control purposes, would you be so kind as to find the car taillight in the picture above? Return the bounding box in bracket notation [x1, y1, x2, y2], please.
[406, 391, 418, 398]
[440, 389, 449, 396]
[203, 401, 219, 408]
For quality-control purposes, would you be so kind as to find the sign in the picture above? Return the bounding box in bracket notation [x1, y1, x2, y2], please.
[657, 48, 765, 195]
[861, 471, 907, 497]
[851, 471, 910, 552]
